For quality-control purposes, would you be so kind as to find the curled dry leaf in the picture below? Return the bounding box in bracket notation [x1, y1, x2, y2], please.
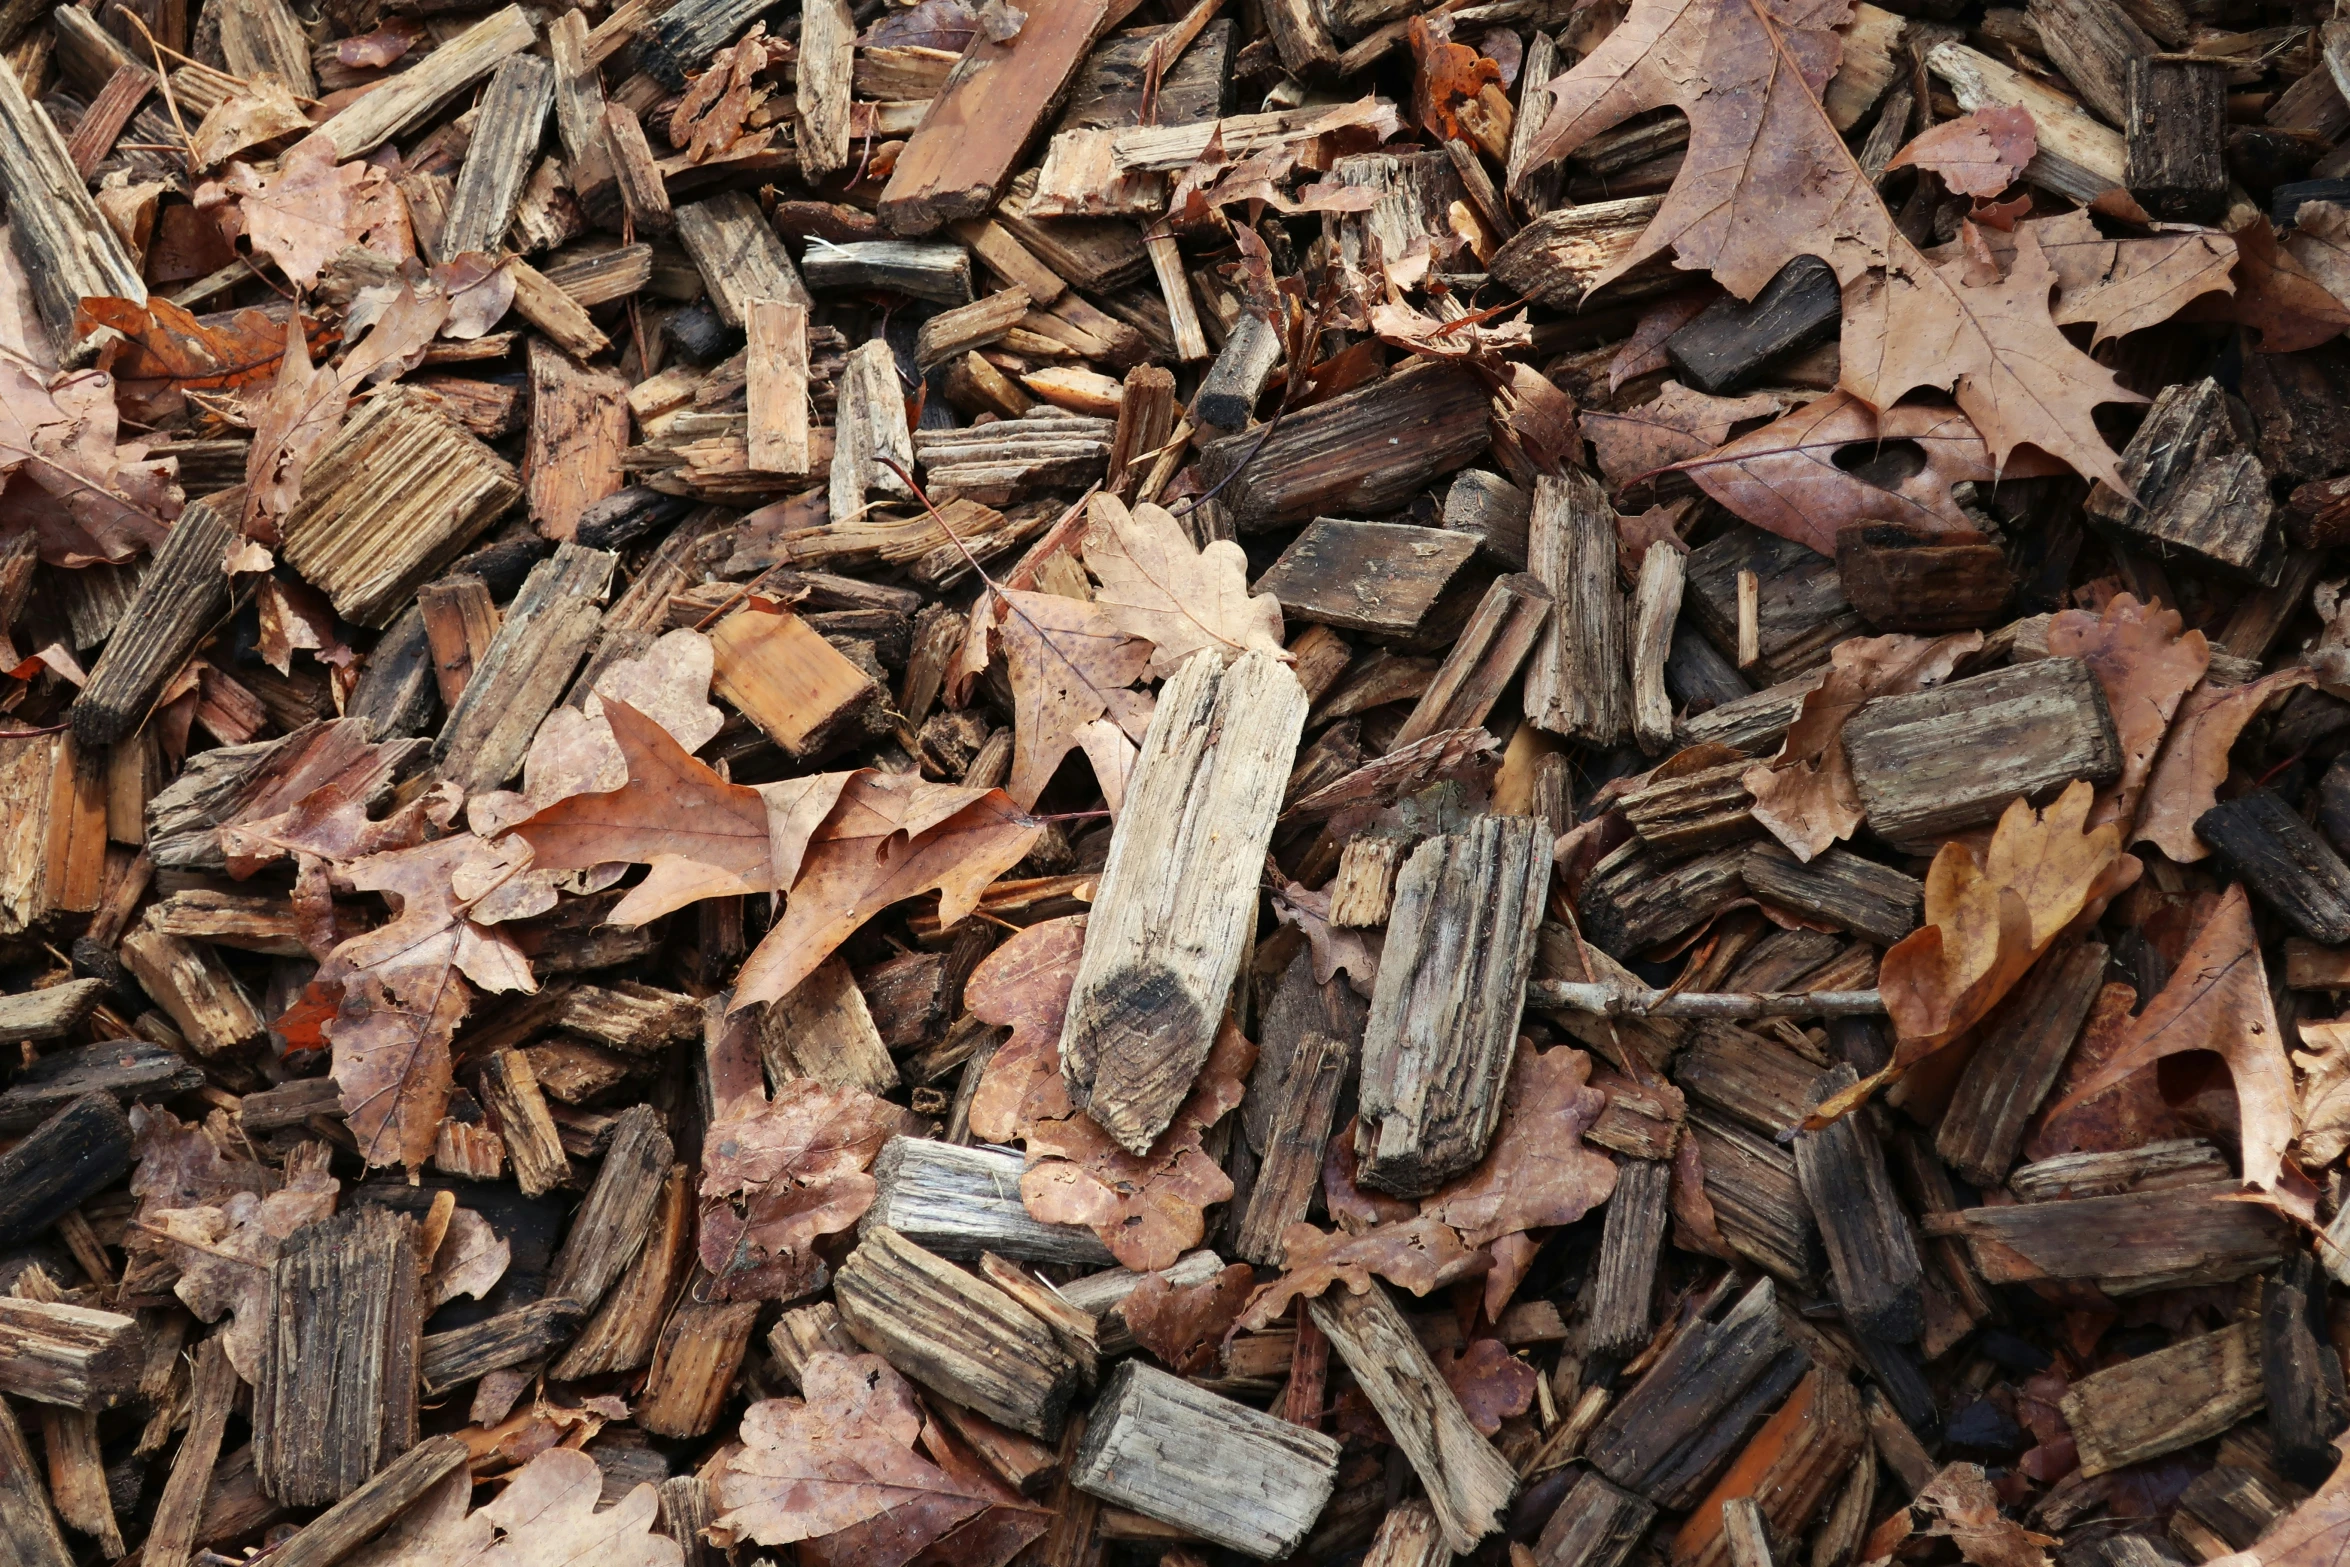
[78, 295, 333, 423]
[1270, 874, 1381, 994]
[2044, 592, 2210, 831]
[1743, 631, 1981, 861]
[1082, 491, 1286, 680]
[2132, 666, 2317, 862]
[344, 1444, 680, 1567]
[1436, 1338, 1538, 1436]
[188, 77, 312, 169]
[712, 1352, 1047, 1567]
[699, 1079, 919, 1301]
[1885, 106, 2037, 198]
[142, 1141, 338, 1383]
[255, 575, 346, 675]
[2045, 886, 2298, 1197]
[1121, 1261, 1256, 1374]
[1582, 380, 1791, 491]
[424, 1207, 510, 1309]
[965, 914, 1086, 1144]
[1418, 1044, 1617, 1246]
[1238, 1213, 1485, 1330]
[1020, 1018, 1255, 1271]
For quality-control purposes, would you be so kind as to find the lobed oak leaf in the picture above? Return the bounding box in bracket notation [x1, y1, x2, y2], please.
[1237, 1214, 1486, 1330]
[2133, 667, 2318, 862]
[2212, 215, 2350, 354]
[1082, 491, 1285, 680]
[345, 1444, 681, 1567]
[2044, 592, 2210, 832]
[731, 774, 1044, 1011]
[2295, 1018, 2350, 1168]
[698, 1078, 919, 1301]
[2021, 980, 2195, 1162]
[1672, 393, 2068, 553]
[1020, 1017, 1254, 1270]
[965, 914, 1086, 1143]
[1744, 630, 1982, 861]
[1323, 1119, 1418, 1233]
[141, 1141, 337, 1382]
[1582, 380, 1792, 491]
[77, 295, 334, 423]
[0, 359, 182, 567]
[713, 1352, 1044, 1567]
[1608, 288, 1719, 390]
[1270, 874, 1381, 994]
[188, 77, 312, 169]
[1885, 106, 2036, 198]
[208, 133, 414, 290]
[2045, 886, 2297, 1195]
[1122, 1261, 1256, 1374]
[985, 587, 1153, 809]
[1518, 0, 2143, 487]
[1436, 1338, 1538, 1436]
[1973, 211, 2237, 345]
[1418, 1045, 1618, 1246]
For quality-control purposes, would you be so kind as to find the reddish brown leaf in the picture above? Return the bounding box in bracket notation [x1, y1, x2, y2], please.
[2132, 667, 2317, 863]
[965, 914, 1086, 1144]
[1238, 1214, 1485, 1330]
[205, 133, 414, 290]
[78, 295, 334, 423]
[1408, 14, 1502, 141]
[0, 358, 181, 566]
[335, 1444, 680, 1567]
[1582, 380, 1789, 491]
[1419, 1045, 1617, 1246]
[1270, 874, 1380, 993]
[2215, 214, 2350, 353]
[2044, 593, 2210, 832]
[1885, 106, 2036, 198]
[1436, 1338, 1537, 1435]
[1121, 1261, 1256, 1374]
[699, 1079, 921, 1301]
[2023, 980, 2194, 1162]
[982, 587, 1152, 809]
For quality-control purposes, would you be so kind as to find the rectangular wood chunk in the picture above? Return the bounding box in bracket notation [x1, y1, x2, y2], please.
[254, 1206, 421, 1507]
[2061, 1320, 2265, 1476]
[1252, 520, 1479, 638]
[1197, 361, 1493, 531]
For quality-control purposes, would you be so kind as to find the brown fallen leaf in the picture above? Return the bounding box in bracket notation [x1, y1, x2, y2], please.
[424, 1207, 510, 1309]
[342, 1443, 680, 1567]
[2044, 593, 2210, 831]
[1323, 1119, 1419, 1233]
[2295, 1017, 2350, 1168]
[1436, 1338, 1537, 1436]
[2022, 980, 2196, 1162]
[1954, 210, 2238, 347]
[188, 77, 312, 169]
[1608, 288, 1719, 390]
[1743, 631, 1981, 861]
[1408, 14, 1502, 142]
[711, 1352, 1047, 1567]
[731, 774, 1043, 1011]
[980, 586, 1153, 809]
[129, 1106, 272, 1220]
[1913, 1463, 2059, 1567]
[205, 133, 414, 291]
[2132, 667, 2318, 862]
[78, 295, 334, 423]
[141, 1141, 337, 1382]
[255, 575, 348, 675]
[966, 914, 1086, 1144]
[1519, 0, 2145, 488]
[1669, 1132, 1741, 1261]
[2045, 886, 2297, 1197]
[1237, 1213, 1486, 1330]
[2213, 214, 2350, 354]
[1270, 873, 1381, 994]
[1121, 1261, 1257, 1374]
[1418, 1044, 1618, 1247]
[1673, 393, 2067, 552]
[1886, 106, 2036, 198]
[700, 1079, 920, 1301]
[1582, 380, 1791, 491]
[1020, 1018, 1254, 1271]
[1082, 491, 1285, 680]
[0, 357, 182, 566]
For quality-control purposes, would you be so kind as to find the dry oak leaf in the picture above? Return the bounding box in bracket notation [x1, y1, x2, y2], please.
[2021, 979, 2197, 1162]
[1913, 1463, 2059, 1567]
[1238, 1213, 1485, 1330]
[188, 77, 312, 169]
[1519, 0, 2142, 489]
[142, 1141, 337, 1383]
[1581, 380, 1791, 491]
[128, 1105, 272, 1220]
[1743, 630, 1981, 861]
[1122, 1261, 1257, 1374]
[2046, 885, 2298, 1196]
[1082, 491, 1285, 680]
[965, 913, 1086, 1144]
[1609, 287, 1719, 390]
[712, 1352, 1047, 1567]
[1969, 210, 2237, 346]
[1418, 1044, 1618, 1247]
[2295, 1017, 2350, 1168]
[1021, 1016, 1255, 1271]
[1437, 1338, 1538, 1436]
[78, 295, 334, 423]
[731, 773, 1044, 1011]
[1877, 780, 2130, 1059]
[344, 1444, 680, 1567]
[1270, 873, 1381, 994]
[985, 587, 1153, 809]
[2133, 667, 2319, 862]
[208, 133, 414, 290]
[1885, 106, 2036, 198]
[0, 358, 182, 567]
[425, 1205, 510, 1309]
[2212, 214, 2350, 354]
[508, 700, 852, 924]
[699, 1079, 918, 1301]
[2045, 592, 2210, 831]
[1672, 393, 2067, 553]
[1324, 1118, 1419, 1233]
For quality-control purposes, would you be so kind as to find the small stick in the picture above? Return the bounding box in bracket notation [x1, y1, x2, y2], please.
[1735, 568, 1760, 669]
[1527, 982, 1886, 1019]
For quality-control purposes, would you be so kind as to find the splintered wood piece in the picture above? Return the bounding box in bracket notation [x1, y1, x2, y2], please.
[1357, 816, 1549, 1195]
[0, 1393, 70, 1567]
[1393, 573, 1553, 749]
[556, 1163, 691, 1379]
[2196, 789, 2350, 943]
[864, 1137, 1117, 1265]
[1793, 1063, 1925, 1342]
[1108, 363, 1178, 500]
[600, 103, 673, 236]
[798, 0, 855, 178]
[0, 46, 144, 347]
[1936, 940, 2108, 1187]
[526, 339, 629, 541]
[763, 956, 899, 1096]
[918, 288, 1033, 371]
[879, 0, 1111, 234]
[830, 336, 917, 526]
[675, 192, 810, 322]
[417, 573, 500, 708]
[2264, 1251, 2348, 1482]
[1527, 468, 1632, 746]
[1360, 1495, 1449, 1567]
[1720, 1498, 1772, 1567]
[1253, 520, 1479, 638]
[1310, 1281, 1515, 1553]
[478, 1046, 573, 1197]
[547, 1102, 672, 1314]
[1631, 545, 1687, 753]
[803, 240, 975, 303]
[548, 12, 617, 222]
[0, 980, 101, 1042]
[418, 1298, 581, 1397]
[2062, 1320, 2265, 1476]
[1061, 649, 1307, 1155]
[2126, 57, 2230, 222]
[1536, 1470, 1656, 1567]
[747, 300, 812, 475]
[441, 53, 554, 257]
[281, 388, 523, 629]
[143, 1334, 238, 1567]
[1442, 470, 1533, 569]
[0, 1297, 141, 1409]
[1670, 1369, 1865, 1567]
[835, 1224, 1083, 1440]
[709, 605, 879, 758]
[1072, 1361, 1342, 1560]
[1842, 656, 2122, 847]
[1579, 842, 1749, 961]
[316, 6, 537, 157]
[1195, 311, 1282, 428]
[0, 1093, 134, 1249]
[1922, 1186, 2293, 1294]
[69, 491, 236, 746]
[1586, 1276, 1809, 1508]
[1328, 835, 1406, 927]
[1589, 1156, 1673, 1358]
[1198, 360, 1492, 530]
[1234, 956, 1361, 1266]
[639, 1299, 759, 1437]
[2086, 378, 2278, 583]
[1686, 526, 1862, 687]
[261, 1436, 471, 1567]
[217, 0, 314, 95]
[122, 922, 266, 1055]
[435, 544, 615, 794]
[255, 1206, 422, 1507]
[0, 1042, 198, 1135]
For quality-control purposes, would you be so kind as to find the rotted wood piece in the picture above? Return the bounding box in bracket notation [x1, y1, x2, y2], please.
[70, 492, 237, 747]
[1579, 842, 1749, 961]
[1742, 842, 1921, 946]
[254, 1206, 422, 1507]
[1667, 256, 1842, 394]
[1686, 526, 1864, 687]
[1793, 1063, 1925, 1342]
[1834, 524, 2014, 632]
[1923, 1185, 2293, 1294]
[0, 1394, 72, 1567]
[0, 1040, 203, 1132]
[0, 43, 145, 348]
[1443, 469, 1532, 568]
[0, 1298, 142, 1409]
[0, 1092, 134, 1248]
[1936, 939, 2108, 1188]
[2194, 789, 2350, 943]
[1197, 360, 1492, 531]
[1526, 467, 1632, 746]
[0, 978, 102, 1042]
[1531, 984, 1887, 1020]
[1071, 1361, 1342, 1560]
[638, 1299, 761, 1438]
[632, 0, 769, 87]
[2127, 56, 2229, 222]
[2264, 1251, 2350, 1483]
[259, 1436, 471, 1567]
[434, 544, 617, 795]
[1234, 954, 1361, 1266]
[440, 53, 555, 258]
[1060, 649, 1307, 1156]
[1589, 1156, 1673, 1358]
[545, 1103, 673, 1313]
[1535, 1470, 1656, 1567]
[1357, 815, 1551, 1196]
[1671, 1368, 1866, 1567]
[1393, 573, 1552, 748]
[802, 240, 974, 304]
[418, 1297, 583, 1397]
[2061, 1320, 2265, 1476]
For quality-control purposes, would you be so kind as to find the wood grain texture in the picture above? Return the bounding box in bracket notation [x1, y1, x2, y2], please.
[1527, 468, 1631, 745]
[1793, 1064, 1924, 1342]
[864, 1136, 1117, 1265]
[255, 1206, 422, 1506]
[2061, 1320, 2265, 1476]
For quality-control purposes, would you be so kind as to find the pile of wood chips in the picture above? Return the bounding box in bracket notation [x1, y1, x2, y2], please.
[14, 0, 2350, 1560]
